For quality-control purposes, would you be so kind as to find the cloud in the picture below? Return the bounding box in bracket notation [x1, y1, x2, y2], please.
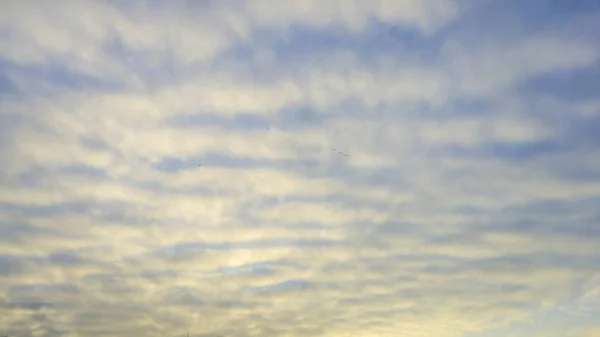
[1, 0, 600, 336]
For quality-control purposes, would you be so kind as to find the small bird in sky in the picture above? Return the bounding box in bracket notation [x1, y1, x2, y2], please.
[332, 147, 349, 157]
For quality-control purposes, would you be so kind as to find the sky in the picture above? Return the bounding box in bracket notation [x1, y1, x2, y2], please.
[0, 0, 600, 336]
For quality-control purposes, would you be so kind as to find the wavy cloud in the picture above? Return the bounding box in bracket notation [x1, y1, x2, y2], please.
[1, 1, 600, 336]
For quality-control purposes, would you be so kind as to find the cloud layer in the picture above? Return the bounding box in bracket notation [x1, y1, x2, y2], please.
[1, 1, 600, 336]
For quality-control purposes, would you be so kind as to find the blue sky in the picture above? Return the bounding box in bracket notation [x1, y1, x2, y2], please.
[1, 0, 600, 336]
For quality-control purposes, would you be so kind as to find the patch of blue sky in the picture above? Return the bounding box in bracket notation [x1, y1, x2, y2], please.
[442, 0, 600, 45]
[58, 164, 108, 180]
[521, 64, 600, 102]
[167, 112, 272, 131]
[152, 153, 298, 172]
[248, 278, 311, 294]
[152, 152, 349, 184]
[0, 254, 27, 276]
[425, 139, 561, 162]
[0, 201, 92, 218]
[263, 21, 438, 62]
[251, 193, 396, 214]
[0, 200, 154, 229]
[0, 59, 124, 95]
[0, 69, 17, 96]
[217, 259, 302, 277]
[163, 237, 339, 254]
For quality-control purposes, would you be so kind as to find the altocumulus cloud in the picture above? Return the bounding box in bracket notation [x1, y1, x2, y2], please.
[1, 0, 600, 336]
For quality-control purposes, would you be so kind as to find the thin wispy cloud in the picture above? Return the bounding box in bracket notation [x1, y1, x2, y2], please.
[1, 1, 599, 336]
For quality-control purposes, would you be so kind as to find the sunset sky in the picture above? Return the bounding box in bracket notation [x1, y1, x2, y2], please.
[1, 1, 600, 336]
